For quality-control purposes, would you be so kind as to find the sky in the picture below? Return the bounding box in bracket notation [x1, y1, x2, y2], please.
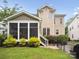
[0, 0, 79, 22]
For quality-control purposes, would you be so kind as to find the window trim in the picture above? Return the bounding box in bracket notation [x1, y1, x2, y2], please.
[60, 18, 63, 24]
[43, 28, 50, 36]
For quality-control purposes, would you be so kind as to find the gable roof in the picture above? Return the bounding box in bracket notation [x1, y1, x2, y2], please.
[68, 14, 78, 26]
[4, 11, 42, 21]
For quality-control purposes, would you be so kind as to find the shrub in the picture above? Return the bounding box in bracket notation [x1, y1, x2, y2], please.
[45, 36, 58, 44]
[28, 37, 40, 47]
[0, 34, 5, 47]
[19, 38, 26, 46]
[58, 35, 69, 45]
[0, 34, 4, 40]
[3, 35, 17, 47]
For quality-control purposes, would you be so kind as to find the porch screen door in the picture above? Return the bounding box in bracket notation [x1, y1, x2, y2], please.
[30, 23, 38, 37]
[20, 23, 28, 39]
[9, 23, 18, 39]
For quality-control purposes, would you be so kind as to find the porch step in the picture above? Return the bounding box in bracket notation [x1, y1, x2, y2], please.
[40, 41, 46, 47]
[40, 35, 48, 46]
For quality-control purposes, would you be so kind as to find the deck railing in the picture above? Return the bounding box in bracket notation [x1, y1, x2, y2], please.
[40, 35, 48, 46]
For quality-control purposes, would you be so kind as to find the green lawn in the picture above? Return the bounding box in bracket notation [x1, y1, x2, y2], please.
[0, 47, 73, 59]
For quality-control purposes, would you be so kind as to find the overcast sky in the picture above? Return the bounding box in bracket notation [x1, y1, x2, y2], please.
[0, 0, 79, 22]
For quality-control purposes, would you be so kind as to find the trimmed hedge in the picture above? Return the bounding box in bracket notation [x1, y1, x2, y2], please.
[45, 36, 58, 44]
[45, 35, 69, 45]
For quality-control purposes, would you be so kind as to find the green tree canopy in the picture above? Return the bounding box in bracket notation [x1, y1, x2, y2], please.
[0, 0, 22, 21]
[58, 35, 69, 45]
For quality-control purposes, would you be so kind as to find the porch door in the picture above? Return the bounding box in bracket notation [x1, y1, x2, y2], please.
[20, 23, 28, 39]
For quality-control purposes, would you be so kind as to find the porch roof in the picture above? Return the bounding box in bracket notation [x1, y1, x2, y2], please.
[4, 11, 42, 21]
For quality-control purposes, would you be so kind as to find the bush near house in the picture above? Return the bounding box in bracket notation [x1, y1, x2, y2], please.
[58, 35, 69, 45]
[0, 34, 5, 47]
[57, 35, 69, 50]
[19, 38, 26, 47]
[45, 35, 69, 48]
[45, 36, 58, 44]
[28, 37, 40, 47]
[3, 35, 17, 47]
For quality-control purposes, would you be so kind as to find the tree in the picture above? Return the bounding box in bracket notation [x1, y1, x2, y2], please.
[65, 26, 68, 35]
[65, 17, 74, 35]
[0, 0, 22, 21]
[58, 35, 69, 51]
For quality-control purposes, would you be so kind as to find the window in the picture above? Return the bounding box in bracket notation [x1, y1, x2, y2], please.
[60, 18, 63, 24]
[56, 29, 59, 35]
[47, 28, 50, 35]
[43, 28, 50, 36]
[9, 23, 18, 39]
[72, 26, 73, 29]
[70, 28, 71, 31]
[72, 34, 74, 38]
[43, 28, 46, 36]
[54, 18, 55, 24]
[30, 23, 38, 37]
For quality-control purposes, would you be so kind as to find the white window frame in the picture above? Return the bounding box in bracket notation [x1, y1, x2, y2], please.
[7, 20, 40, 41]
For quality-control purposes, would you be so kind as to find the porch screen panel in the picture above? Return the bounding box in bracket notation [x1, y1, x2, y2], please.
[20, 23, 28, 39]
[30, 23, 38, 37]
[9, 23, 18, 39]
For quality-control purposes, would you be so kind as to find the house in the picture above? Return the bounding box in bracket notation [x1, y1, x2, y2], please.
[68, 14, 79, 40]
[0, 22, 5, 34]
[37, 5, 65, 36]
[3, 5, 65, 46]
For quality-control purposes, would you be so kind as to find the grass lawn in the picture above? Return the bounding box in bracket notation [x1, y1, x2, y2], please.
[0, 47, 73, 59]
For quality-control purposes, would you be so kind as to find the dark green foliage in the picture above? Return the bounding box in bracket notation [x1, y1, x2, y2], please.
[0, 34, 5, 47]
[45, 36, 58, 44]
[58, 35, 69, 45]
[65, 26, 68, 35]
[45, 35, 69, 45]
[0, 0, 22, 21]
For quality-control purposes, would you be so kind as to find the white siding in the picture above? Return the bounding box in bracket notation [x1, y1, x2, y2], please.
[68, 15, 79, 40]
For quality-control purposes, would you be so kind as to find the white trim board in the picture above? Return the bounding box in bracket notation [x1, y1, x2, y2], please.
[7, 21, 40, 41]
[4, 11, 42, 21]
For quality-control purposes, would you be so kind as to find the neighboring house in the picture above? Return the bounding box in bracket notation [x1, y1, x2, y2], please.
[3, 5, 65, 46]
[0, 22, 5, 34]
[68, 14, 79, 40]
[37, 5, 65, 36]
